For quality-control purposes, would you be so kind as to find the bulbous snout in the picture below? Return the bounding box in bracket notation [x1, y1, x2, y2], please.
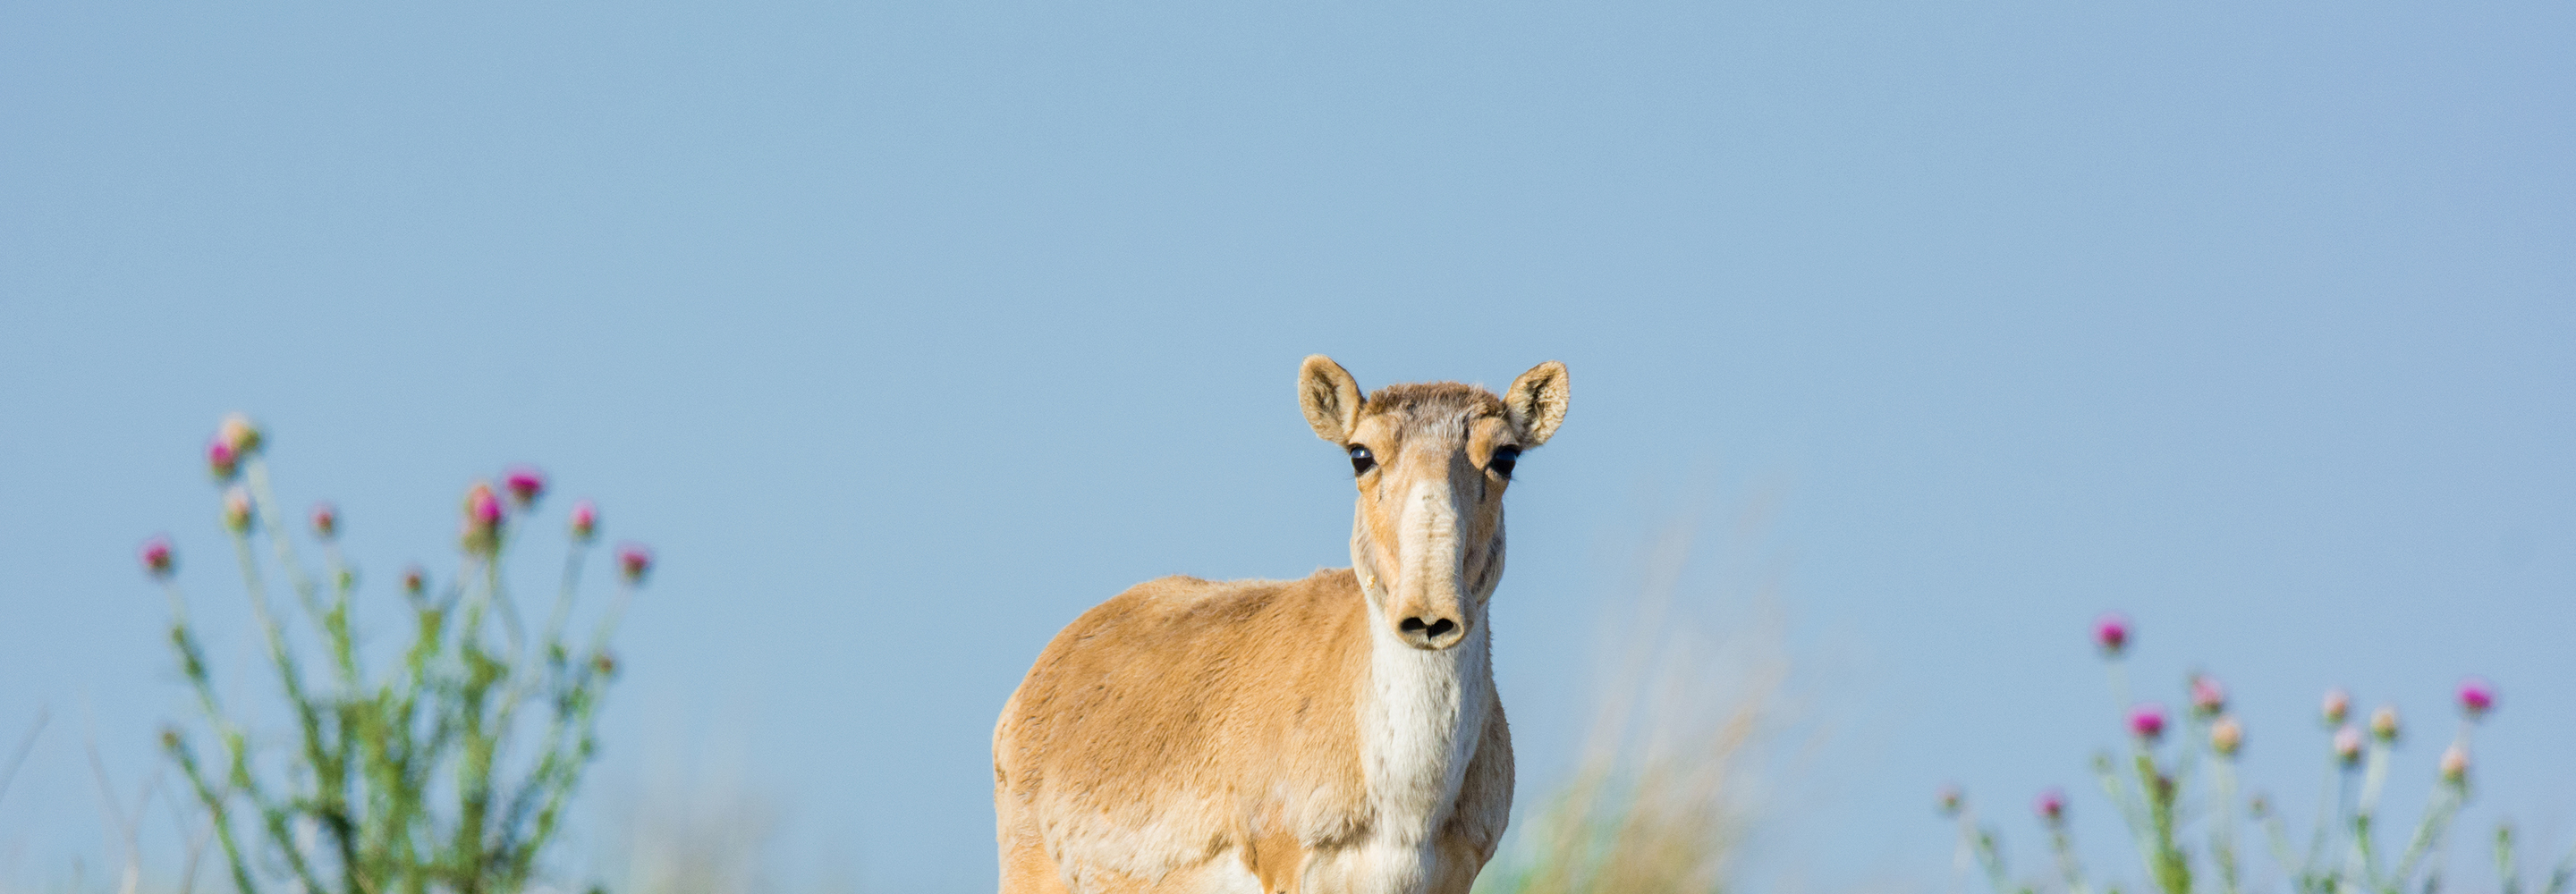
[1394, 611, 1468, 650]
[1379, 477, 1478, 650]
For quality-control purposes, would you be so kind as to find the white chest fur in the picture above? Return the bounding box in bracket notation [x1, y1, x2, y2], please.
[1300, 599, 1491, 894]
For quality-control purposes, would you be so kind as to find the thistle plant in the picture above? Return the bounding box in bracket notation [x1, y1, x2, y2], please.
[146, 414, 651, 894]
[1942, 616, 2568, 894]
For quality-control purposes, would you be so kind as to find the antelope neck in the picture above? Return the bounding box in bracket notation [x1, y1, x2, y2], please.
[1352, 540, 1494, 845]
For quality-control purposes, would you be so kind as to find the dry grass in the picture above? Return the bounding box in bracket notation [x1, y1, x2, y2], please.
[606, 763, 781, 894]
[1477, 512, 1795, 894]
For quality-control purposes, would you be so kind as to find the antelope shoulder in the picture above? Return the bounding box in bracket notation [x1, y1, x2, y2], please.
[995, 570, 1375, 890]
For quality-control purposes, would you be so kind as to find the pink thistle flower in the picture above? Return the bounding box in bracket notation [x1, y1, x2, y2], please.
[310, 502, 339, 540]
[2440, 743, 2469, 785]
[221, 486, 254, 533]
[2035, 788, 2066, 823]
[569, 500, 598, 542]
[2129, 703, 2168, 742]
[1936, 784, 1963, 816]
[2321, 688, 2351, 726]
[207, 440, 240, 482]
[139, 536, 176, 578]
[2210, 715, 2244, 757]
[504, 466, 547, 507]
[2369, 705, 2400, 743]
[2458, 678, 2495, 720]
[2095, 612, 2131, 656]
[2190, 674, 2227, 716]
[460, 481, 504, 555]
[2333, 725, 2363, 766]
[617, 543, 654, 585]
[463, 482, 504, 527]
[216, 413, 263, 456]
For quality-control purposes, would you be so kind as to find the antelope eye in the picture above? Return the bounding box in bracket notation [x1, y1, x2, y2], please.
[1347, 444, 1376, 476]
[1489, 445, 1521, 479]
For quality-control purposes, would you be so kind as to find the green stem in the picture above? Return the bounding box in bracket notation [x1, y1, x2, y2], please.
[165, 733, 258, 894]
[2496, 826, 2520, 894]
[2307, 757, 2340, 880]
[2263, 810, 2303, 890]
[2050, 822, 2090, 894]
[452, 556, 508, 893]
[323, 541, 363, 694]
[245, 459, 325, 625]
[2100, 659, 2169, 879]
[584, 582, 636, 678]
[165, 587, 224, 722]
[542, 543, 589, 663]
[1975, 822, 2012, 894]
[2392, 783, 2462, 888]
[525, 651, 618, 886]
[2136, 754, 2189, 894]
[2214, 758, 2242, 894]
[1953, 809, 1977, 894]
[2353, 738, 2393, 890]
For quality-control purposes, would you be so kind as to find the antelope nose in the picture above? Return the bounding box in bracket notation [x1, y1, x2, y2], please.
[1396, 615, 1465, 650]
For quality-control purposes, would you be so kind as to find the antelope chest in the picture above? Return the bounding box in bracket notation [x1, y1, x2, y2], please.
[1285, 623, 1493, 894]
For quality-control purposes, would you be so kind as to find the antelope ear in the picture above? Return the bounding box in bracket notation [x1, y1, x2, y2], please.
[1504, 360, 1570, 446]
[1298, 355, 1364, 443]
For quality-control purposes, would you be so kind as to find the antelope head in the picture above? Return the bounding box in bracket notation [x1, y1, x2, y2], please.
[1299, 356, 1570, 651]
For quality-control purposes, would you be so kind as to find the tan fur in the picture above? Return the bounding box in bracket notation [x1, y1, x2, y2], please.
[996, 358, 1568, 894]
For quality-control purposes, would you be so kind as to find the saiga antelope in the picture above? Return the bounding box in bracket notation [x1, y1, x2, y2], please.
[994, 356, 1572, 894]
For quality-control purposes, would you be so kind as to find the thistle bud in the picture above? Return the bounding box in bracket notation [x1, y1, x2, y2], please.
[2095, 612, 2131, 656]
[139, 536, 176, 578]
[2369, 705, 2400, 743]
[216, 413, 263, 456]
[2458, 678, 2495, 720]
[2210, 715, 2244, 756]
[504, 466, 547, 507]
[159, 727, 182, 750]
[2035, 788, 2066, 824]
[569, 500, 598, 542]
[310, 502, 339, 540]
[2130, 703, 2167, 742]
[1936, 784, 1963, 817]
[402, 565, 427, 598]
[592, 652, 618, 677]
[461, 481, 504, 554]
[207, 439, 241, 482]
[222, 486, 254, 533]
[2333, 725, 2363, 766]
[2190, 674, 2227, 716]
[2321, 688, 2351, 726]
[466, 482, 503, 527]
[617, 543, 654, 585]
[2439, 743, 2469, 785]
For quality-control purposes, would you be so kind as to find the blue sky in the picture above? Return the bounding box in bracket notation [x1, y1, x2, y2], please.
[4, 3, 2572, 892]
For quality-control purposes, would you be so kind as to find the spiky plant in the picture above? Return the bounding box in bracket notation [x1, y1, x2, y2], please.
[147, 416, 650, 894]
